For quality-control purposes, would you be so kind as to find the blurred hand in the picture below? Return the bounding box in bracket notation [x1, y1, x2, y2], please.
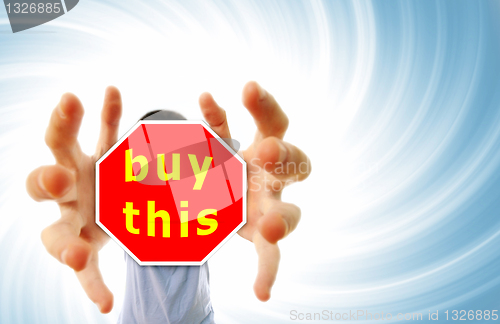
[199, 81, 311, 301]
[26, 87, 123, 313]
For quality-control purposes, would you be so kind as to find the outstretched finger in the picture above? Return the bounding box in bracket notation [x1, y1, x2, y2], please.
[254, 137, 312, 182]
[41, 216, 91, 272]
[45, 93, 85, 169]
[96, 86, 123, 157]
[26, 165, 76, 203]
[76, 252, 114, 313]
[253, 231, 280, 302]
[199, 92, 232, 139]
[242, 81, 289, 140]
[258, 198, 301, 244]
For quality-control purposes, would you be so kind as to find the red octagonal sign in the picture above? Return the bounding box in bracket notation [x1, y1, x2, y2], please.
[96, 121, 246, 265]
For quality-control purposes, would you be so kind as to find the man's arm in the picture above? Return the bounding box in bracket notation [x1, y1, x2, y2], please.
[199, 81, 311, 301]
[26, 87, 123, 313]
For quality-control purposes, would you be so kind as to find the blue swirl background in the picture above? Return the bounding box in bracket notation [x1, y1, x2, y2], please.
[1, 0, 500, 323]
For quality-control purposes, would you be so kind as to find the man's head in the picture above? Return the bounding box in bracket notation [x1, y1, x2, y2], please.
[140, 110, 186, 121]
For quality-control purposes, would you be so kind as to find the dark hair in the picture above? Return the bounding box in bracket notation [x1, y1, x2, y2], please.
[139, 110, 186, 121]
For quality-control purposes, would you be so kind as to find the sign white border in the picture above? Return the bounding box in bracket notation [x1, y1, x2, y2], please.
[95, 120, 247, 266]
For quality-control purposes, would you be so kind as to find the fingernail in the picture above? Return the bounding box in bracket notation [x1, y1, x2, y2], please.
[281, 216, 289, 237]
[257, 83, 267, 100]
[95, 302, 103, 312]
[37, 169, 53, 198]
[57, 103, 66, 119]
[278, 142, 287, 162]
[61, 248, 68, 265]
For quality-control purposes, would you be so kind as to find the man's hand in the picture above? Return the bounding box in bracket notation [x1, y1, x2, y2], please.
[26, 87, 123, 313]
[199, 81, 311, 301]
